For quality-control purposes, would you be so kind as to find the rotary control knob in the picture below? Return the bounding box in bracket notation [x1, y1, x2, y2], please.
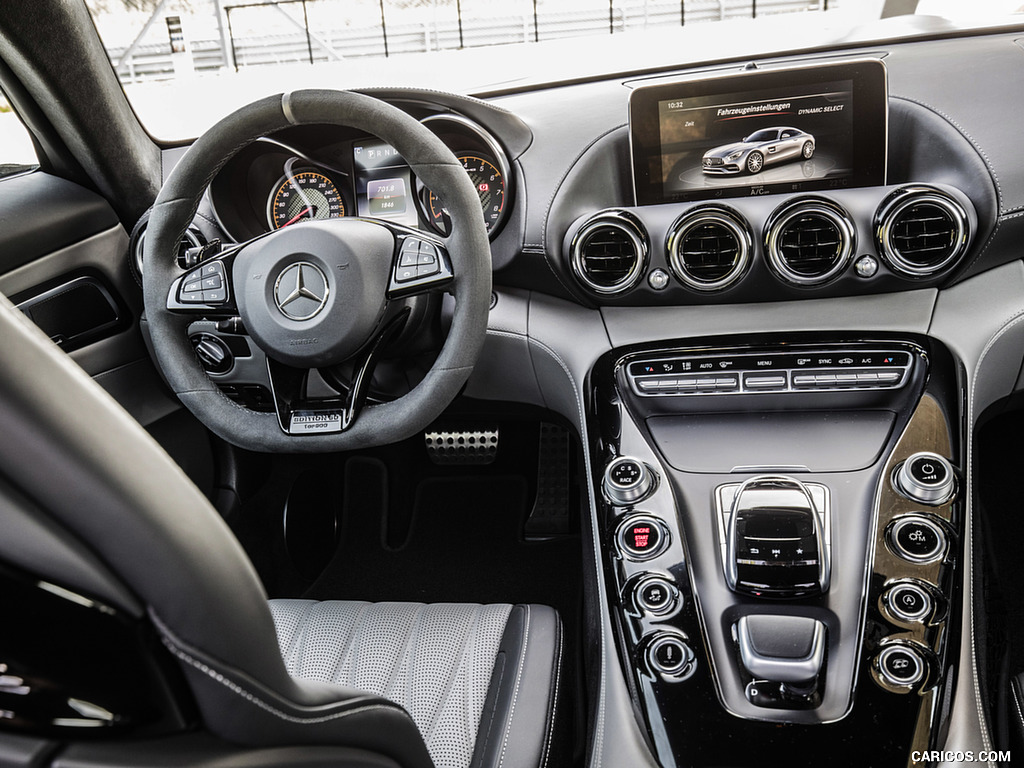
[603, 456, 656, 506]
[191, 333, 233, 375]
[894, 452, 955, 505]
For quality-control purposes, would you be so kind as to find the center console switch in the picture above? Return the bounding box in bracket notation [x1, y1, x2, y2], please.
[722, 476, 830, 598]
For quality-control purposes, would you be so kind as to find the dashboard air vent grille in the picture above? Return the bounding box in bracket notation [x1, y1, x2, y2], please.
[668, 208, 751, 291]
[571, 212, 648, 294]
[876, 187, 969, 277]
[766, 201, 854, 286]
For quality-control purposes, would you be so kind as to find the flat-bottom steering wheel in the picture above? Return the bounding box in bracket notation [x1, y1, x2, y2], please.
[143, 90, 491, 452]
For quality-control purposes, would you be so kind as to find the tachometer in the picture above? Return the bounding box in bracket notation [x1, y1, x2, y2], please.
[269, 170, 345, 230]
[427, 155, 506, 234]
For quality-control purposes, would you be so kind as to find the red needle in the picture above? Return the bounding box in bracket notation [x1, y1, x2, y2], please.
[281, 206, 312, 227]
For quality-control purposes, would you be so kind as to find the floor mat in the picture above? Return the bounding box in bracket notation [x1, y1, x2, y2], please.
[304, 456, 582, 611]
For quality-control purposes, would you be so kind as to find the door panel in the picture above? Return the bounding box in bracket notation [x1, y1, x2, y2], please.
[0, 170, 179, 427]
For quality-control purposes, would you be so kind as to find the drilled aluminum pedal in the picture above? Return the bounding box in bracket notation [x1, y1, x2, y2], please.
[425, 426, 499, 465]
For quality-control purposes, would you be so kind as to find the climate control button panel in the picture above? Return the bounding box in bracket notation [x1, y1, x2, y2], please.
[628, 349, 912, 397]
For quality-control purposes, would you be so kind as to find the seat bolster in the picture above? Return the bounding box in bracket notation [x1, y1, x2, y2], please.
[156, 615, 435, 768]
[470, 604, 563, 768]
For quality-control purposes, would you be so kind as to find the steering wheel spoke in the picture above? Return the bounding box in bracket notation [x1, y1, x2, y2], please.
[266, 307, 411, 435]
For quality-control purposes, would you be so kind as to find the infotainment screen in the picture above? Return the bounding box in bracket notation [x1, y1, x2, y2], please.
[629, 60, 887, 205]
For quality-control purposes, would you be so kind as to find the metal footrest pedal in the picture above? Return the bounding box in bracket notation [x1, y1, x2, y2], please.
[425, 425, 500, 465]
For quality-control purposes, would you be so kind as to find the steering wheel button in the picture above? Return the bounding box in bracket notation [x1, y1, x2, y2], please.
[417, 262, 440, 277]
[205, 289, 227, 304]
[418, 244, 439, 265]
[396, 266, 418, 283]
[184, 281, 202, 293]
[202, 276, 223, 290]
[399, 252, 419, 267]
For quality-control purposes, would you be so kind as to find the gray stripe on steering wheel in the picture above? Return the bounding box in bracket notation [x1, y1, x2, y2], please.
[282, 92, 298, 125]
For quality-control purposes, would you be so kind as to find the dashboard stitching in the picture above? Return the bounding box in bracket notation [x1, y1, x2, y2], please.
[541, 122, 627, 245]
[957, 219, 1002, 292]
[967, 307, 1024, 760]
[496, 604, 530, 768]
[486, 328, 610, 766]
[999, 209, 1024, 220]
[891, 94, 1004, 214]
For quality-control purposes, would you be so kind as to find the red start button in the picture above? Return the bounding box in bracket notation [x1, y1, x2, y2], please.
[618, 517, 665, 560]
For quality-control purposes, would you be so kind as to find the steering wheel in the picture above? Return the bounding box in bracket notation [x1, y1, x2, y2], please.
[143, 90, 491, 453]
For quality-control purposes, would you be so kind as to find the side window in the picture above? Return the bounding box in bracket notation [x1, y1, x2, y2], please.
[0, 90, 39, 179]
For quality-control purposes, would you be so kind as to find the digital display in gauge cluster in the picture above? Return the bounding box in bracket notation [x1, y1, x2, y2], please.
[629, 59, 888, 204]
[352, 140, 419, 228]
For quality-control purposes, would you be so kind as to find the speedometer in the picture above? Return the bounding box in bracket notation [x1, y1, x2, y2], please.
[427, 155, 506, 234]
[268, 170, 345, 230]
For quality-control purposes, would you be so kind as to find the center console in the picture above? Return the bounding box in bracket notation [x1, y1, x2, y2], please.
[588, 335, 963, 767]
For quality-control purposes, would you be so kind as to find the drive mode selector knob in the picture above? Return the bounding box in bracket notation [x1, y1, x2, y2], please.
[603, 456, 656, 506]
[894, 452, 955, 505]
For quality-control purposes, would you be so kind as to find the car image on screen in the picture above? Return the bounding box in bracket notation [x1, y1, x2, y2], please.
[702, 126, 816, 175]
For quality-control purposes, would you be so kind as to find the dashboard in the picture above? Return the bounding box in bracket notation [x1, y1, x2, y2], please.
[151, 26, 1024, 768]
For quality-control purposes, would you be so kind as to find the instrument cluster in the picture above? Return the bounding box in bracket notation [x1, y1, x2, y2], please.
[208, 113, 512, 245]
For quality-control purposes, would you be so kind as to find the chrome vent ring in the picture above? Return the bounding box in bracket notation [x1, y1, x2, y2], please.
[570, 211, 648, 295]
[667, 207, 752, 292]
[875, 187, 969, 277]
[765, 199, 855, 287]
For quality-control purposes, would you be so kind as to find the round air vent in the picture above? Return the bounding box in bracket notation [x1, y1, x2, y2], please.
[765, 199, 855, 287]
[667, 207, 752, 292]
[875, 187, 969, 277]
[570, 211, 648, 295]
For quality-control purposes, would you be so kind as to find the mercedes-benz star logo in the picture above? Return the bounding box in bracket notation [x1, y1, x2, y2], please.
[274, 262, 329, 321]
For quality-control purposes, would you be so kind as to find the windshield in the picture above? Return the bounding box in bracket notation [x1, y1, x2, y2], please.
[85, 0, 1024, 141]
[744, 129, 780, 142]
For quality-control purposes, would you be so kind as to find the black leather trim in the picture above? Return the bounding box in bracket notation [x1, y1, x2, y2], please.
[0, 475, 141, 616]
[471, 604, 564, 768]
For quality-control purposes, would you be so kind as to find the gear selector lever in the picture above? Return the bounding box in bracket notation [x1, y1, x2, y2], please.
[725, 476, 830, 598]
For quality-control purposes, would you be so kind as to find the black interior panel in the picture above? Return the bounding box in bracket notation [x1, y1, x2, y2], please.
[0, 172, 118, 272]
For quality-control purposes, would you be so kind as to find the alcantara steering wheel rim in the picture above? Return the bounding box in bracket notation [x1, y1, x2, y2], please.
[142, 90, 491, 453]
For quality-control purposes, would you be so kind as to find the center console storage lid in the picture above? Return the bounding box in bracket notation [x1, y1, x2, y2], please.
[646, 411, 895, 473]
